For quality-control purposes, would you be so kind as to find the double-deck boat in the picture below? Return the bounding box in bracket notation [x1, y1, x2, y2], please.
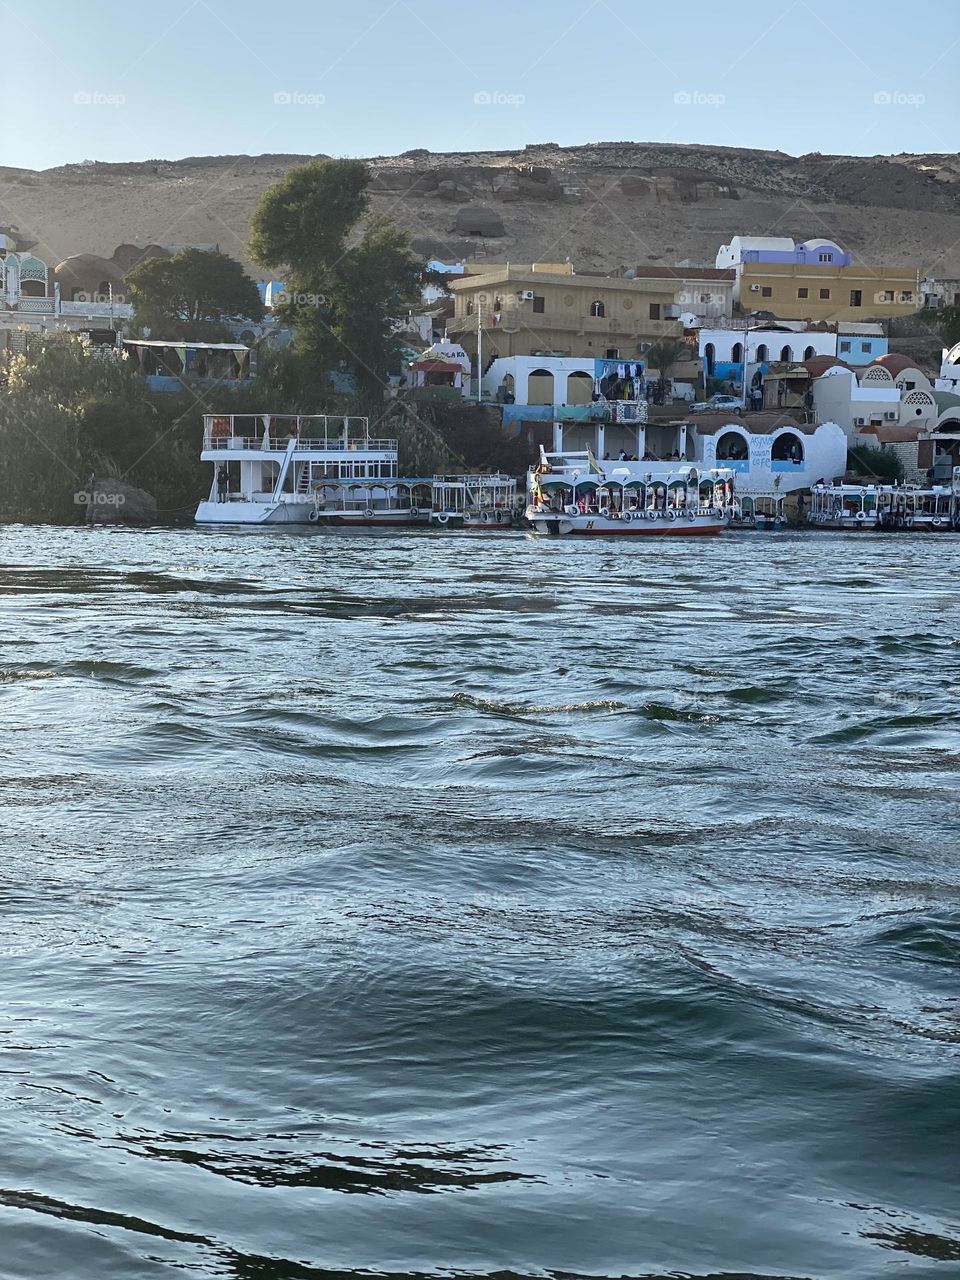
[808, 481, 960, 532]
[194, 413, 513, 529]
[525, 448, 734, 536]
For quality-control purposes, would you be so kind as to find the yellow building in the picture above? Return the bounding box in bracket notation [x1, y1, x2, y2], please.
[717, 236, 919, 323]
[447, 265, 735, 363]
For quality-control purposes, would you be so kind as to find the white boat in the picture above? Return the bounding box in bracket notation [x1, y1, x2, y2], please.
[525, 449, 734, 537]
[429, 474, 519, 529]
[195, 413, 421, 526]
[808, 481, 960, 532]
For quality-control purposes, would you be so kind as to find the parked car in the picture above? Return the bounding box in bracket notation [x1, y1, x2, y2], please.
[689, 393, 746, 413]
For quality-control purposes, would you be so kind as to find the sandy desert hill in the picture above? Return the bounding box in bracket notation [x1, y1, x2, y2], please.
[2, 140, 959, 279]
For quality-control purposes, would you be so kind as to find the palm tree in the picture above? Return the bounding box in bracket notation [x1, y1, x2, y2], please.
[644, 337, 689, 401]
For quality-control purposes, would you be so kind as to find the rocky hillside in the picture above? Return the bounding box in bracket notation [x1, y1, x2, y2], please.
[3, 141, 959, 277]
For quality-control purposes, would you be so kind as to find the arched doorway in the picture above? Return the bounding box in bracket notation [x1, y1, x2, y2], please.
[731, 341, 743, 364]
[566, 371, 593, 405]
[771, 431, 804, 464]
[803, 345, 815, 359]
[704, 343, 716, 377]
[527, 369, 555, 405]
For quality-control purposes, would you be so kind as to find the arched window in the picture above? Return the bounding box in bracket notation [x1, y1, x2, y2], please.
[590, 300, 605, 318]
[731, 341, 743, 363]
[716, 430, 749, 461]
[755, 344, 768, 362]
[803, 345, 815, 359]
[527, 368, 555, 405]
[771, 431, 804, 463]
[566, 371, 593, 405]
[704, 343, 716, 377]
[97, 280, 112, 299]
[780, 345, 793, 362]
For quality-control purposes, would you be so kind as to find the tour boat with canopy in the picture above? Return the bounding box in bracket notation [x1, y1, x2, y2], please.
[808, 479, 960, 532]
[526, 448, 734, 536]
[429, 474, 519, 528]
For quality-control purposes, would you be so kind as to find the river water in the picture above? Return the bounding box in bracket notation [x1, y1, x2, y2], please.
[0, 524, 957, 1279]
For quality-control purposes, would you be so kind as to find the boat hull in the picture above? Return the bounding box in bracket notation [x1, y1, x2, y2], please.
[529, 511, 727, 536]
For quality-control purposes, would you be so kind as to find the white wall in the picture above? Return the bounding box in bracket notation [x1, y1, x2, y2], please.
[483, 355, 596, 405]
[696, 421, 847, 493]
[698, 328, 836, 363]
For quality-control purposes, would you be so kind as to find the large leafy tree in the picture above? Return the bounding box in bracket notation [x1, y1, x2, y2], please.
[249, 159, 422, 404]
[126, 248, 264, 340]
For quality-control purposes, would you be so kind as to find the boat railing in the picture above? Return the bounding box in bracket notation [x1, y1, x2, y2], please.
[204, 433, 397, 452]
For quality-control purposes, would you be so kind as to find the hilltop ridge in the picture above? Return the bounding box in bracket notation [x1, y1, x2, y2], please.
[3, 141, 958, 276]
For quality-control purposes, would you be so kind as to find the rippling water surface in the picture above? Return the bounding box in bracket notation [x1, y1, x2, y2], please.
[0, 524, 958, 1280]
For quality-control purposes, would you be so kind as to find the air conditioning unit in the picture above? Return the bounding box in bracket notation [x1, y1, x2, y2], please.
[854, 417, 866, 426]
[748, 283, 762, 292]
[884, 411, 898, 420]
[518, 290, 535, 301]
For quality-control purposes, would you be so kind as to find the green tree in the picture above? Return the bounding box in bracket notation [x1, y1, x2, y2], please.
[645, 337, 690, 389]
[126, 248, 264, 340]
[249, 159, 422, 407]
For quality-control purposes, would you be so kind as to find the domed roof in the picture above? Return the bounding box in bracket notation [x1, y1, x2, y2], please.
[870, 353, 920, 377]
[804, 355, 851, 376]
[54, 253, 126, 288]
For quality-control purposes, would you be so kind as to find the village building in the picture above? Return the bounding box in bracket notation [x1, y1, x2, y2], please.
[446, 264, 734, 377]
[121, 338, 254, 392]
[716, 235, 919, 323]
[1, 231, 135, 353]
[697, 320, 887, 401]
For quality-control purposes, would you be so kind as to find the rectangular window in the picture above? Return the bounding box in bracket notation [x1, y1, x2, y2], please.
[862, 341, 872, 353]
[850, 290, 862, 307]
[901, 291, 913, 302]
[839, 340, 851, 352]
[649, 303, 661, 320]
[760, 286, 772, 298]
[819, 288, 830, 300]
[818, 252, 831, 262]
[882, 290, 894, 302]
[605, 347, 619, 359]
[797, 287, 809, 299]
[532, 295, 545, 313]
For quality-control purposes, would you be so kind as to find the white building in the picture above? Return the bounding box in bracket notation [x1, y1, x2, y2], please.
[936, 341, 960, 395]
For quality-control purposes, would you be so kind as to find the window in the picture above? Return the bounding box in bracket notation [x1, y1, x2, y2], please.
[761, 287, 772, 298]
[699, 293, 711, 303]
[862, 341, 872, 353]
[532, 295, 545, 313]
[649, 303, 661, 320]
[850, 290, 862, 307]
[605, 347, 619, 359]
[839, 340, 851, 353]
[901, 291, 913, 302]
[797, 287, 809, 299]
[818, 252, 831, 262]
[590, 300, 605, 318]
[819, 288, 830, 300]
[466, 300, 474, 315]
[882, 290, 894, 302]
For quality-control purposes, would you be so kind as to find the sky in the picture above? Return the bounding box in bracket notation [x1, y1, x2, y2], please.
[2, 0, 957, 170]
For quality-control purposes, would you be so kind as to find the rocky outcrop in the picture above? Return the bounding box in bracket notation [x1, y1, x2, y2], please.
[453, 206, 505, 237]
[83, 477, 157, 525]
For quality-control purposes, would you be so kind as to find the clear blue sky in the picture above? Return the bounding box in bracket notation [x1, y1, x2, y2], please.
[4, 0, 956, 169]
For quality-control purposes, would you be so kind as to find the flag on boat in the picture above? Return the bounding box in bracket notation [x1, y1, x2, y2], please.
[586, 446, 605, 477]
